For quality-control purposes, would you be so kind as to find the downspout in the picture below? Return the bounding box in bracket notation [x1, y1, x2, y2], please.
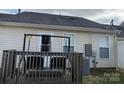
[114, 33, 118, 71]
[89, 33, 92, 68]
[113, 30, 121, 71]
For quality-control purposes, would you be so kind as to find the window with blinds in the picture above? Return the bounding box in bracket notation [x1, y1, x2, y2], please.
[99, 36, 109, 58]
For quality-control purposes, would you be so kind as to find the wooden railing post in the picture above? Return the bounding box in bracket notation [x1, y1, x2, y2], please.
[0, 51, 6, 83]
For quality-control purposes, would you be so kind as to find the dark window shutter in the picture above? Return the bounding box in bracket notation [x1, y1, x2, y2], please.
[85, 44, 92, 57]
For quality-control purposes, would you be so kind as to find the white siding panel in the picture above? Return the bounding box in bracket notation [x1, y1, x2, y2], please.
[117, 41, 124, 69]
[0, 26, 64, 67]
[0, 26, 116, 67]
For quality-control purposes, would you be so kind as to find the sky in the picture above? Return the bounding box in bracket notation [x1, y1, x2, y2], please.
[0, 9, 124, 25]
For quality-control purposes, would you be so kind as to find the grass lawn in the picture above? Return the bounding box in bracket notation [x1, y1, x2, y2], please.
[83, 68, 124, 84]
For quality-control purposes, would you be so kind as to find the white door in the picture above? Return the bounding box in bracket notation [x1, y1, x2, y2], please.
[117, 41, 124, 69]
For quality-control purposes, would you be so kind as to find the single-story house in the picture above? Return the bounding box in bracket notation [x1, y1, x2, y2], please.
[0, 12, 120, 68]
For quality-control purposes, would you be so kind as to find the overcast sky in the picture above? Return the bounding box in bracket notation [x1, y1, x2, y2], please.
[0, 9, 124, 25]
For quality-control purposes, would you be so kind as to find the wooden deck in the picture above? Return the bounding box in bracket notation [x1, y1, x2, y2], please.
[0, 50, 83, 84]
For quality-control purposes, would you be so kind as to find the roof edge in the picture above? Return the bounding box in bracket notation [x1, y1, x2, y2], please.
[0, 21, 120, 34]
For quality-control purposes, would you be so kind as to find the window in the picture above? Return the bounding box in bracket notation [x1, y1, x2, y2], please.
[99, 36, 109, 58]
[63, 33, 74, 52]
[38, 33, 54, 52]
[41, 35, 51, 51]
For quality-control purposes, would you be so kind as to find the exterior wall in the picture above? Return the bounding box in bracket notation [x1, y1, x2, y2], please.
[117, 37, 124, 69]
[74, 31, 115, 68]
[0, 25, 116, 68]
[117, 40, 124, 69]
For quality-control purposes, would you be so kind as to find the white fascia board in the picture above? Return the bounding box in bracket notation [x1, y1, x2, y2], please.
[0, 21, 120, 34]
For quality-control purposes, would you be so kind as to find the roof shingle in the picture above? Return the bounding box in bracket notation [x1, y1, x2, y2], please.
[0, 12, 107, 29]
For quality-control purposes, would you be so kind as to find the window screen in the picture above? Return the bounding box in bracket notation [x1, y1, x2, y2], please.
[100, 48, 109, 58]
[99, 36, 109, 58]
[63, 33, 74, 52]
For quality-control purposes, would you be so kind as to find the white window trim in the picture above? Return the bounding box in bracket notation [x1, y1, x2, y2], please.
[62, 32, 74, 47]
[62, 32, 75, 52]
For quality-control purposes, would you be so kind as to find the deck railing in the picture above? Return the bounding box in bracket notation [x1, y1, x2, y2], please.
[0, 50, 83, 84]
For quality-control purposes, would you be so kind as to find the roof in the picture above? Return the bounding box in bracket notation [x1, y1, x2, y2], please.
[0, 12, 108, 29]
[0, 13, 14, 18]
[0, 12, 121, 35]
